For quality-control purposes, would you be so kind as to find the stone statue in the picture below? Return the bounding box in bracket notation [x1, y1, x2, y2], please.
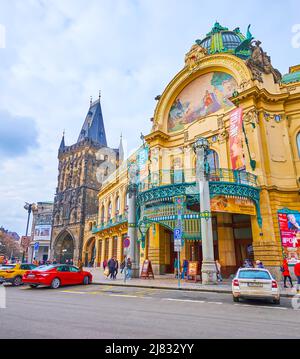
[185, 43, 208, 69]
[246, 40, 282, 83]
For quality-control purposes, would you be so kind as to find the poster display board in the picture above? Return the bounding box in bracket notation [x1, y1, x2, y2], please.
[140, 259, 154, 279]
[187, 261, 199, 282]
[278, 211, 300, 264]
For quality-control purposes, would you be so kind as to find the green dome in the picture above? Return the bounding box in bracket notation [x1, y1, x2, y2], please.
[196, 22, 253, 59]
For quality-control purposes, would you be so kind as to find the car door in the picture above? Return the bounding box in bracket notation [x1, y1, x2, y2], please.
[56, 265, 72, 285]
[69, 266, 82, 284]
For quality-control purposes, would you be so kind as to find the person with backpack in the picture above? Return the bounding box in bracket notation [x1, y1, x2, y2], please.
[281, 257, 293, 288]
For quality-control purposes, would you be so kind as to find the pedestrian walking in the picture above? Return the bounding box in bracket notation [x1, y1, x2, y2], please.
[181, 259, 188, 279]
[126, 258, 132, 280]
[78, 259, 84, 272]
[281, 257, 293, 288]
[215, 259, 223, 282]
[113, 259, 119, 279]
[294, 261, 300, 294]
[174, 257, 179, 278]
[103, 259, 107, 271]
[120, 256, 126, 274]
[255, 260, 264, 268]
[70, 258, 73, 265]
[108, 256, 116, 279]
[52, 258, 57, 264]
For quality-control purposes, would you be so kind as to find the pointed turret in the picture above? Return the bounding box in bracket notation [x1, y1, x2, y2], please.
[77, 96, 107, 146]
[118, 133, 124, 164]
[59, 132, 65, 152]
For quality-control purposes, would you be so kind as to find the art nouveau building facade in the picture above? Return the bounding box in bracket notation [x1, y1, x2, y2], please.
[84, 23, 300, 279]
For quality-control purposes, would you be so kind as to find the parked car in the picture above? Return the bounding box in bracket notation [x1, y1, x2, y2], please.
[232, 268, 280, 304]
[0, 263, 37, 286]
[22, 264, 93, 289]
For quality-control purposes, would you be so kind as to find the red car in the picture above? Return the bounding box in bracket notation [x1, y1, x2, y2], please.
[22, 264, 93, 289]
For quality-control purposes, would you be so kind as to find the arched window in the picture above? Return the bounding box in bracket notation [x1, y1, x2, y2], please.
[207, 149, 219, 171]
[297, 132, 300, 158]
[101, 205, 105, 224]
[107, 201, 112, 221]
[115, 196, 120, 215]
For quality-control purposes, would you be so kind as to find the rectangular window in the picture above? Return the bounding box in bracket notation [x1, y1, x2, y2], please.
[112, 236, 118, 258]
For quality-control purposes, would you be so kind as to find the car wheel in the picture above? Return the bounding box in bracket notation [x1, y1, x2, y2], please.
[83, 276, 90, 285]
[233, 296, 239, 302]
[29, 284, 38, 288]
[273, 298, 280, 305]
[51, 278, 61, 289]
[12, 276, 22, 286]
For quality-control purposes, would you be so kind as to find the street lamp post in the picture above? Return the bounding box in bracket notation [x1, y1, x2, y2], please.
[22, 202, 36, 263]
[193, 137, 217, 285]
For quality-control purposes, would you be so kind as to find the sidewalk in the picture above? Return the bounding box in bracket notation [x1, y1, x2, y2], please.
[84, 267, 297, 298]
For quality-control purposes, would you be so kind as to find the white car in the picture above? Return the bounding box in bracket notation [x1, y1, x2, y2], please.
[232, 268, 280, 304]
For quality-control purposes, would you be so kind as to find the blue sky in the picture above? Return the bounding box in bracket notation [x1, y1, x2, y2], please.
[0, 0, 299, 234]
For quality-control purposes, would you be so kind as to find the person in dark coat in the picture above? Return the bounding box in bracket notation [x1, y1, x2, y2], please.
[113, 259, 119, 279]
[108, 257, 116, 279]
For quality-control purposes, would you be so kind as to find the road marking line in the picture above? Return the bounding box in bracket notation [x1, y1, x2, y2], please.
[233, 304, 287, 310]
[109, 294, 138, 298]
[163, 298, 205, 303]
[61, 290, 86, 294]
[207, 302, 223, 305]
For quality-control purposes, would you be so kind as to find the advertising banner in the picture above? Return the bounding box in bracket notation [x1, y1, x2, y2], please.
[210, 195, 256, 216]
[137, 147, 149, 182]
[34, 224, 51, 241]
[229, 108, 245, 170]
[278, 212, 300, 264]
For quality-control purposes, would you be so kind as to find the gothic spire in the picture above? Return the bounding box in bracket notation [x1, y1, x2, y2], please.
[118, 133, 124, 164]
[59, 131, 65, 152]
[77, 96, 107, 146]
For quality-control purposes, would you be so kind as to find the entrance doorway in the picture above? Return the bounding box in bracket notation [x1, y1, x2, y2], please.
[53, 231, 74, 264]
[233, 214, 254, 268]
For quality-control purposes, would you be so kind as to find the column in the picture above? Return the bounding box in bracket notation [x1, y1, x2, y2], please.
[95, 239, 99, 267]
[127, 184, 139, 277]
[194, 138, 217, 284]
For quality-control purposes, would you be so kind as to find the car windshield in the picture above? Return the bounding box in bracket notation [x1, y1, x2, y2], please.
[0, 265, 15, 269]
[35, 265, 55, 271]
[238, 270, 271, 280]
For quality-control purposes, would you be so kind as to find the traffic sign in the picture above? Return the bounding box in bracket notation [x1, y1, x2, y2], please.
[34, 242, 39, 251]
[174, 228, 182, 240]
[123, 237, 130, 248]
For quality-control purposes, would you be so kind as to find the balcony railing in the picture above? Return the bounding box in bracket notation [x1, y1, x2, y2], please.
[138, 168, 258, 192]
[92, 213, 128, 233]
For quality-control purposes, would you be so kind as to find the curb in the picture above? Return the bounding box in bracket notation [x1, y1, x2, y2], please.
[91, 281, 295, 298]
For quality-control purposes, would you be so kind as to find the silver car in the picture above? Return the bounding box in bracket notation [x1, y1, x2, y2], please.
[232, 268, 280, 304]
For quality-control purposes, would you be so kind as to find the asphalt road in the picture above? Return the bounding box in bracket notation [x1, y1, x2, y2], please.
[0, 284, 299, 339]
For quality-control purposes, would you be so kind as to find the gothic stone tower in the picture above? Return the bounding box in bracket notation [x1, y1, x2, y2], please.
[50, 98, 119, 264]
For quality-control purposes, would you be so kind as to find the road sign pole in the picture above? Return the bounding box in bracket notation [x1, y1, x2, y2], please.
[177, 250, 181, 289]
